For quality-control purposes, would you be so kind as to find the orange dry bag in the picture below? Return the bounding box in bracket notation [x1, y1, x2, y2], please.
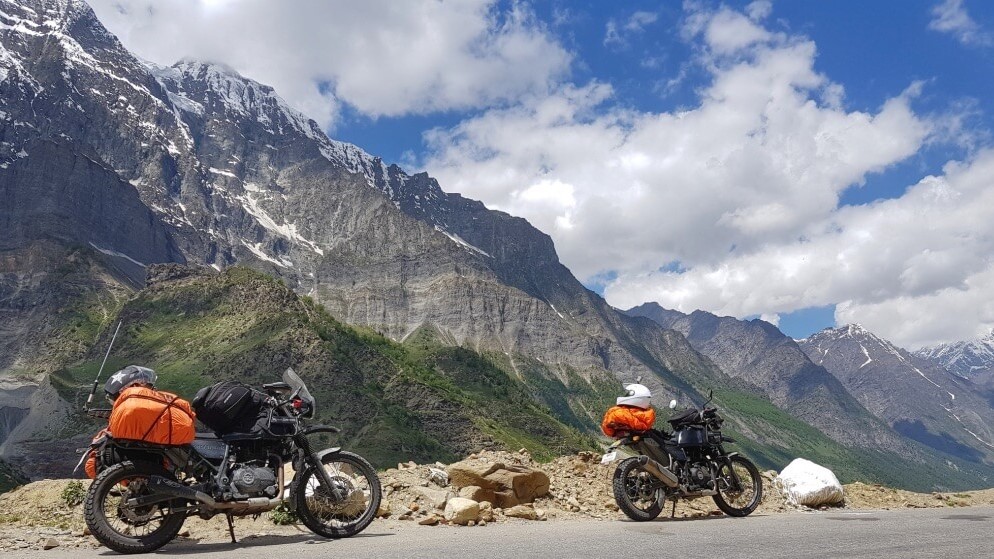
[601, 405, 656, 437]
[108, 386, 196, 446]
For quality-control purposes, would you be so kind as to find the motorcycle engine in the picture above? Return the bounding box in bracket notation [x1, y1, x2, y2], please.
[230, 462, 278, 498]
[688, 466, 713, 489]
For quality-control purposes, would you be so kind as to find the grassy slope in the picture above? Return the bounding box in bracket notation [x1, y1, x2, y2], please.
[50, 266, 600, 468]
[712, 388, 990, 492]
[22, 263, 993, 491]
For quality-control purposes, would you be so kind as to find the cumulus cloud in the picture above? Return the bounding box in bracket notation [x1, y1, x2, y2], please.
[422, 3, 994, 349]
[88, 0, 571, 128]
[929, 0, 992, 47]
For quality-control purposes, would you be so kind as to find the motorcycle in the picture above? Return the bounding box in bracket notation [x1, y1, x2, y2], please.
[602, 389, 762, 520]
[81, 368, 381, 554]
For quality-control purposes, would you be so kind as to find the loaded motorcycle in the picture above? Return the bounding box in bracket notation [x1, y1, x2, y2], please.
[602, 385, 762, 520]
[80, 367, 381, 554]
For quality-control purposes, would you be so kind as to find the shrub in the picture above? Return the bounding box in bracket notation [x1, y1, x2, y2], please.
[61, 481, 86, 507]
[268, 504, 298, 525]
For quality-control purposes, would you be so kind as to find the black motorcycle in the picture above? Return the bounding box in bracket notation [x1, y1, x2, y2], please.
[602, 390, 762, 520]
[81, 368, 381, 554]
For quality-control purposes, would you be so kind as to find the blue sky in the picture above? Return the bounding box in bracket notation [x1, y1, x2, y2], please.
[92, 0, 994, 348]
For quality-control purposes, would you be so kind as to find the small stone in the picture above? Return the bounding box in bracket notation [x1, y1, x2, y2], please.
[178, 529, 191, 538]
[467, 520, 476, 527]
[376, 501, 392, 518]
[504, 504, 539, 520]
[409, 502, 420, 512]
[428, 468, 449, 487]
[418, 515, 440, 526]
[479, 519, 487, 526]
[42, 538, 60, 550]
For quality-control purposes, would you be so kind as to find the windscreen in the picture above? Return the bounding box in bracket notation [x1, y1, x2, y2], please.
[283, 367, 316, 418]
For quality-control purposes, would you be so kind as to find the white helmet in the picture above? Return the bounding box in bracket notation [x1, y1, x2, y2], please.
[617, 383, 652, 409]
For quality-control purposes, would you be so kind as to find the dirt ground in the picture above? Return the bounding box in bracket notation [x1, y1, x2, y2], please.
[2, 450, 992, 552]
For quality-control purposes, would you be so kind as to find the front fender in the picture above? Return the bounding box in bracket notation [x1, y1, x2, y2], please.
[287, 446, 341, 510]
[302, 425, 341, 436]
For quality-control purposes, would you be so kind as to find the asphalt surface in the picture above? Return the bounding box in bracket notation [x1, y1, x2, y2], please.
[11, 506, 994, 558]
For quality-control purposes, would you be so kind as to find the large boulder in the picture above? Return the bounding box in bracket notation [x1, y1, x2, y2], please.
[776, 458, 844, 507]
[443, 497, 480, 525]
[446, 459, 550, 507]
[459, 485, 497, 504]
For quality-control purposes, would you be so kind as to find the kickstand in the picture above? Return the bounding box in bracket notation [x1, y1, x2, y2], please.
[671, 499, 677, 518]
[225, 513, 237, 544]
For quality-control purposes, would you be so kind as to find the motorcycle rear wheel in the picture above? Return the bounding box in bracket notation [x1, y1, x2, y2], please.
[712, 455, 763, 517]
[83, 461, 186, 554]
[293, 450, 381, 538]
[612, 457, 663, 521]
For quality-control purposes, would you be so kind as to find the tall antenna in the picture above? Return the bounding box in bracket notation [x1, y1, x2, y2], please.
[86, 321, 122, 410]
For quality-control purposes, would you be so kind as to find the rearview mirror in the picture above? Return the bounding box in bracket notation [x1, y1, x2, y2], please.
[669, 399, 677, 409]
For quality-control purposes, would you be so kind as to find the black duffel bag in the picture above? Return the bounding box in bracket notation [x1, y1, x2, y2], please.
[192, 381, 267, 434]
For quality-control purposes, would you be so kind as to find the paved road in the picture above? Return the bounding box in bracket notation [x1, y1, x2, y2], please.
[12, 507, 994, 558]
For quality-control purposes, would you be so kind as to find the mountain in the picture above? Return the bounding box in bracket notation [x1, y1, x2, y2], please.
[800, 324, 994, 467]
[625, 304, 914, 453]
[623, 303, 994, 489]
[915, 333, 994, 380]
[0, 0, 717, 418]
[2, 0, 991, 491]
[0, 0, 732, 472]
[17, 264, 602, 474]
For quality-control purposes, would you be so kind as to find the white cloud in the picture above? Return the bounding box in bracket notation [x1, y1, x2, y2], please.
[604, 10, 659, 48]
[87, 0, 571, 128]
[422, 4, 994, 350]
[929, 0, 992, 47]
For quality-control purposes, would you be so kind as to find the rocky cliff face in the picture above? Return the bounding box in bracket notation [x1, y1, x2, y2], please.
[0, 0, 721, 406]
[800, 324, 994, 466]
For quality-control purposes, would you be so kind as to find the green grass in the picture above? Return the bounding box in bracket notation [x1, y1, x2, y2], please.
[47, 266, 602, 468]
[711, 388, 990, 492]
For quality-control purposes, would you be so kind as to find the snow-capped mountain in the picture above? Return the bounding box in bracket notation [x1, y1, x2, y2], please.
[1, 0, 727, 445]
[915, 332, 994, 379]
[624, 304, 914, 453]
[800, 324, 994, 464]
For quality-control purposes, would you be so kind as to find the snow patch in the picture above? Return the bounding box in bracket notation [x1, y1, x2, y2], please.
[237, 193, 325, 255]
[88, 242, 146, 267]
[209, 167, 238, 179]
[434, 225, 490, 257]
[241, 241, 293, 268]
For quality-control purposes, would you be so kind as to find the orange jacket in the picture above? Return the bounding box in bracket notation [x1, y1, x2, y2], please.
[601, 405, 656, 437]
[108, 386, 196, 446]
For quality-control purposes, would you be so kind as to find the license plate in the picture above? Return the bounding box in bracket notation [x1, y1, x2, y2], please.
[600, 450, 618, 464]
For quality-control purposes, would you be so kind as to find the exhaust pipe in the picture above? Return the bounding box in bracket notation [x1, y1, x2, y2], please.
[147, 476, 281, 512]
[635, 455, 679, 487]
[148, 476, 217, 506]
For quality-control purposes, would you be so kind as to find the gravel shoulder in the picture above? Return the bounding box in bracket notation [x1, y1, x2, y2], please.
[2, 450, 993, 554]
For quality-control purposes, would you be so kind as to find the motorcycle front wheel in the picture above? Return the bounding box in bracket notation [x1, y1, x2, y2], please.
[612, 457, 663, 521]
[293, 450, 381, 538]
[83, 461, 186, 554]
[712, 455, 763, 517]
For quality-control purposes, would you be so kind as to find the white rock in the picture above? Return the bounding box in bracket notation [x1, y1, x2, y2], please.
[775, 458, 844, 507]
[443, 497, 480, 525]
[428, 468, 449, 487]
